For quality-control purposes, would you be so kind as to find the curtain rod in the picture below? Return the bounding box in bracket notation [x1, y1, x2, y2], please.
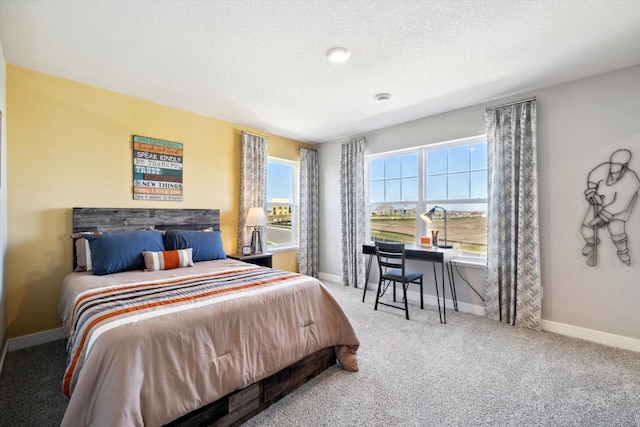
[242, 130, 268, 139]
[485, 96, 536, 111]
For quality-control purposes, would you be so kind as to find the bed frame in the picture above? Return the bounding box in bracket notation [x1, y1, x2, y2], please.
[166, 347, 335, 427]
[71, 207, 337, 427]
[72, 207, 221, 233]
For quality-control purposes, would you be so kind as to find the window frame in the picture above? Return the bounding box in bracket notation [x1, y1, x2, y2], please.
[365, 135, 487, 262]
[367, 149, 421, 245]
[266, 157, 299, 252]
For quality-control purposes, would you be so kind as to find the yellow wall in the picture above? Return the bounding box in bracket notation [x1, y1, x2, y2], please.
[6, 65, 312, 338]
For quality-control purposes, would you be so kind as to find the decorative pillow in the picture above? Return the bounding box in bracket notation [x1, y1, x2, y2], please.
[71, 232, 104, 272]
[75, 238, 92, 272]
[163, 230, 226, 262]
[143, 248, 194, 271]
[85, 230, 165, 275]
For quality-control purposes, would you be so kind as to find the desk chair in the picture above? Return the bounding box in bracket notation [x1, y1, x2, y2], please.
[374, 241, 424, 320]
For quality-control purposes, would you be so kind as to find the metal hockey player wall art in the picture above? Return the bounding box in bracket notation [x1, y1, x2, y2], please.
[581, 149, 639, 267]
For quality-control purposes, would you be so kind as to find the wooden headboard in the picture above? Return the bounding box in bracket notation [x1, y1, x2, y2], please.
[72, 208, 220, 233]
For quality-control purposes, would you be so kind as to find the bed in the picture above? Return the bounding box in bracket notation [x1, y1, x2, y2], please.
[59, 208, 359, 427]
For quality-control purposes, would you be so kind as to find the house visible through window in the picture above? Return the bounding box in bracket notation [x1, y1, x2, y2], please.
[367, 136, 487, 257]
[266, 157, 298, 250]
[369, 152, 419, 244]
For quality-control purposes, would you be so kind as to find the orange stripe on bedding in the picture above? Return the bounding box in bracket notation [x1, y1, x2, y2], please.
[63, 272, 297, 396]
[69, 269, 251, 329]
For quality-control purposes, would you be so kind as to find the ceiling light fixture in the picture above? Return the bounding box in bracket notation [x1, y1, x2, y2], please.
[375, 93, 392, 104]
[327, 47, 350, 63]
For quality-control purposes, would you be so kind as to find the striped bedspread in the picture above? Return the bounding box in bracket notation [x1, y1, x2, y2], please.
[59, 259, 359, 426]
[64, 266, 303, 397]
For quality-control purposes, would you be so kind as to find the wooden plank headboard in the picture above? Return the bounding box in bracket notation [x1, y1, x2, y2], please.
[72, 208, 220, 233]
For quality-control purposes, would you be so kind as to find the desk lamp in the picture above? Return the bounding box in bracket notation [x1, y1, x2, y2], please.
[420, 206, 454, 249]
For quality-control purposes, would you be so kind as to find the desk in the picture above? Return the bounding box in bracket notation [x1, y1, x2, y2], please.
[362, 243, 458, 324]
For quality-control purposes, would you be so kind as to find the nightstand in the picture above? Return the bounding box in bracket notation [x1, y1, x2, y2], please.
[227, 252, 273, 268]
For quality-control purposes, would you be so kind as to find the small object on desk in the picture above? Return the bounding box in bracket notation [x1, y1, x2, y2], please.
[242, 245, 252, 255]
[431, 230, 439, 247]
[420, 236, 431, 246]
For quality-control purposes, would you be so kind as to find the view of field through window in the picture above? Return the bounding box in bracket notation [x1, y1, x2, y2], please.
[369, 204, 488, 255]
[369, 139, 488, 256]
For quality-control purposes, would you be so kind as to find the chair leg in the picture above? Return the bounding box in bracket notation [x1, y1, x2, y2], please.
[393, 282, 397, 302]
[403, 281, 409, 320]
[419, 276, 424, 309]
[374, 279, 383, 311]
[362, 254, 374, 303]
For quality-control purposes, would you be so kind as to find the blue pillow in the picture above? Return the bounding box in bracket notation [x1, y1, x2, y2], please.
[164, 230, 226, 262]
[85, 231, 165, 275]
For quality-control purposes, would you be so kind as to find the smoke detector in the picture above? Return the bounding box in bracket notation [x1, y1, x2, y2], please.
[375, 93, 392, 104]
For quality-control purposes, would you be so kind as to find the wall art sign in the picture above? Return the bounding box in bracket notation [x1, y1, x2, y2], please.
[581, 149, 639, 266]
[133, 135, 183, 201]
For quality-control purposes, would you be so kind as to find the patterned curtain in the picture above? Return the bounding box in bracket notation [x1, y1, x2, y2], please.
[238, 132, 268, 253]
[340, 137, 366, 288]
[298, 147, 319, 277]
[484, 99, 542, 330]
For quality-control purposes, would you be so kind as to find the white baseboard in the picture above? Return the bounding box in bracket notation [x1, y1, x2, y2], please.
[318, 272, 342, 284]
[405, 287, 485, 316]
[413, 288, 640, 352]
[7, 327, 65, 352]
[541, 320, 640, 353]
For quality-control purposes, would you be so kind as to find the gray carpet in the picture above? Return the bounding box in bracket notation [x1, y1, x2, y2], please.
[0, 339, 67, 426]
[1, 280, 640, 426]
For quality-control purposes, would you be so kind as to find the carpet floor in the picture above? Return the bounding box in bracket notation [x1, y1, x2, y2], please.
[1, 280, 639, 426]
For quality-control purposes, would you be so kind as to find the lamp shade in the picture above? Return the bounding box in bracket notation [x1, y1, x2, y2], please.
[420, 210, 435, 223]
[421, 206, 439, 223]
[245, 207, 267, 227]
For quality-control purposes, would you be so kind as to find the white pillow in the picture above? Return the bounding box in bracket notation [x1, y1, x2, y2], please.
[71, 232, 103, 272]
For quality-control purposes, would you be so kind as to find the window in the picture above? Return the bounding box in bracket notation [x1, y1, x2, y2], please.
[369, 153, 419, 244]
[367, 136, 487, 257]
[266, 158, 298, 250]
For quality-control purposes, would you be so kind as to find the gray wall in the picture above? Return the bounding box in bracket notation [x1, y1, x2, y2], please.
[319, 64, 640, 341]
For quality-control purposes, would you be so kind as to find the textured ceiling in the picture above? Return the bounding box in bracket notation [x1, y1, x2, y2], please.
[1, 0, 640, 143]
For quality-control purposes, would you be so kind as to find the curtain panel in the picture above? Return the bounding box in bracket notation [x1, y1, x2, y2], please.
[340, 137, 366, 288]
[238, 132, 268, 253]
[298, 147, 319, 277]
[484, 99, 542, 330]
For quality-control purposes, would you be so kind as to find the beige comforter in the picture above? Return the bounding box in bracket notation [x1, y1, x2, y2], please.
[58, 259, 359, 426]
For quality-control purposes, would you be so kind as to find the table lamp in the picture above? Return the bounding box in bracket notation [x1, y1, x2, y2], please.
[245, 207, 267, 254]
[420, 206, 453, 249]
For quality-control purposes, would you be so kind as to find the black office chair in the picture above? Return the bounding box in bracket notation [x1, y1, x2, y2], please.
[374, 241, 424, 320]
